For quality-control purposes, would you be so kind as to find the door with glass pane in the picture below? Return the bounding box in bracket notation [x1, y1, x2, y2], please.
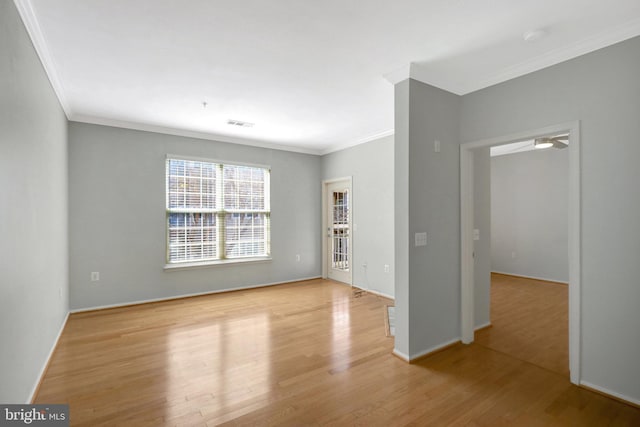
[326, 180, 351, 284]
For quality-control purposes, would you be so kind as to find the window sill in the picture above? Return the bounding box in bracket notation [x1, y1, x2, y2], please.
[164, 257, 272, 271]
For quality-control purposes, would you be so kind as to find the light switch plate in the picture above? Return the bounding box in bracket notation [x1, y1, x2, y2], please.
[415, 232, 427, 247]
[473, 229, 480, 241]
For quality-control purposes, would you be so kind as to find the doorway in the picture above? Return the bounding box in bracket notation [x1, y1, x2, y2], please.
[322, 178, 353, 285]
[460, 121, 581, 385]
[477, 273, 569, 376]
[477, 141, 569, 376]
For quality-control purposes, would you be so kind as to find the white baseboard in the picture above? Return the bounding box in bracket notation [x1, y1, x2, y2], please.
[332, 281, 395, 300]
[410, 337, 460, 361]
[394, 325, 490, 364]
[475, 321, 492, 331]
[28, 311, 69, 403]
[491, 271, 568, 285]
[70, 276, 322, 313]
[392, 349, 410, 362]
[394, 338, 463, 363]
[580, 381, 640, 407]
[360, 287, 394, 300]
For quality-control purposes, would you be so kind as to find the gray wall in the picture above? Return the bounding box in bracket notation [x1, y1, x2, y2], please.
[491, 149, 569, 282]
[0, 1, 69, 403]
[396, 35, 640, 403]
[473, 148, 491, 327]
[321, 135, 394, 297]
[461, 36, 640, 403]
[69, 122, 321, 310]
[393, 79, 411, 356]
[395, 79, 462, 358]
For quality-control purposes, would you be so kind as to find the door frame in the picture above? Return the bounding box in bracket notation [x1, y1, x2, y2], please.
[460, 120, 581, 385]
[322, 176, 353, 285]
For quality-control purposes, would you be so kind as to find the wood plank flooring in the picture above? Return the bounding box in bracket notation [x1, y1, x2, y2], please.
[475, 273, 569, 377]
[35, 278, 639, 426]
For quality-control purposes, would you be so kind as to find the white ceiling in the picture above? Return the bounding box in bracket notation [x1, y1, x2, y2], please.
[16, 0, 640, 154]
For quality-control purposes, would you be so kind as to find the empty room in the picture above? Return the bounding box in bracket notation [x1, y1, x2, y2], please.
[475, 137, 570, 377]
[2, 0, 640, 425]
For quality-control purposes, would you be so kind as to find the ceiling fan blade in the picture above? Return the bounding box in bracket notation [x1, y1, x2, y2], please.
[552, 140, 568, 149]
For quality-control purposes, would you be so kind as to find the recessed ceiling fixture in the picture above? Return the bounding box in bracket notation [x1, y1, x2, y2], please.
[534, 135, 568, 149]
[523, 29, 547, 42]
[227, 119, 254, 128]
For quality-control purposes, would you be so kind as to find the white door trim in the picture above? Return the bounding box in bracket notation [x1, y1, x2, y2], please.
[459, 120, 581, 385]
[322, 177, 353, 285]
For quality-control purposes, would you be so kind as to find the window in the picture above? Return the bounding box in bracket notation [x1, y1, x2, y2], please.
[166, 157, 270, 265]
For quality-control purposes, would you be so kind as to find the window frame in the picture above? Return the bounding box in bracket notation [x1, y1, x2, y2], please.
[164, 155, 271, 269]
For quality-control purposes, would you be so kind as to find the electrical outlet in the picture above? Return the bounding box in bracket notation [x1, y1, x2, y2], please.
[91, 272, 100, 282]
[384, 264, 390, 273]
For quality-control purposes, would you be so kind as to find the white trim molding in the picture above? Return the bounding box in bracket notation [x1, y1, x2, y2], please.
[70, 276, 322, 313]
[491, 271, 569, 285]
[361, 288, 394, 300]
[383, 18, 640, 95]
[409, 338, 461, 361]
[460, 120, 582, 385]
[393, 338, 463, 363]
[392, 348, 411, 362]
[28, 312, 69, 403]
[320, 129, 394, 156]
[394, 323, 491, 364]
[321, 177, 354, 285]
[473, 17, 640, 95]
[475, 322, 492, 331]
[13, 0, 71, 118]
[580, 381, 640, 408]
[71, 115, 322, 155]
[460, 147, 475, 344]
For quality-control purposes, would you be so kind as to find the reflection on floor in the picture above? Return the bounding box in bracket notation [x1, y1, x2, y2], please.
[35, 278, 639, 425]
[476, 273, 569, 377]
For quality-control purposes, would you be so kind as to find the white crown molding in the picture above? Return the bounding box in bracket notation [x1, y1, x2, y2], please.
[409, 64, 467, 95]
[383, 63, 412, 85]
[383, 63, 470, 95]
[73, 114, 396, 157]
[384, 17, 640, 95]
[13, 0, 386, 157]
[17, 0, 640, 155]
[13, 0, 71, 118]
[320, 129, 395, 156]
[468, 16, 640, 94]
[70, 114, 323, 155]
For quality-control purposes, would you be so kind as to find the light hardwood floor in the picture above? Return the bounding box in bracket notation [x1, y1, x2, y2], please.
[35, 278, 639, 426]
[475, 273, 569, 377]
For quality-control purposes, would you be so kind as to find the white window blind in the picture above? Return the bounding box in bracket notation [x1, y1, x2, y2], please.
[166, 158, 270, 264]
